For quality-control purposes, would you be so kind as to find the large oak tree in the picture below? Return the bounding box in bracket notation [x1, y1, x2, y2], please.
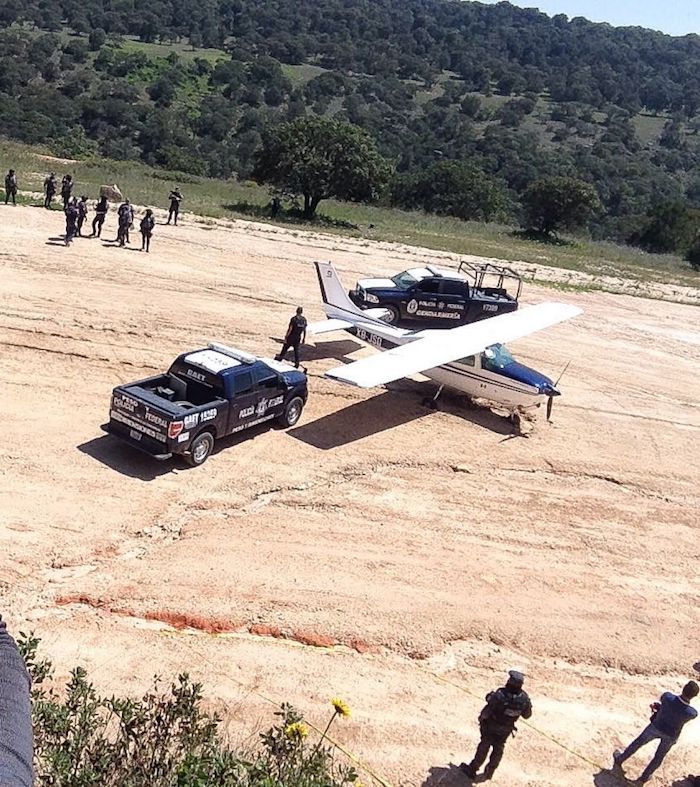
[522, 177, 601, 237]
[253, 116, 390, 218]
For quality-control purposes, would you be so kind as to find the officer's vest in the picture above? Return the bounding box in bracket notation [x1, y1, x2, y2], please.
[480, 688, 528, 735]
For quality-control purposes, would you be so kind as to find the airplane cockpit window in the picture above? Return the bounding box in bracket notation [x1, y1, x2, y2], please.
[482, 343, 514, 371]
[456, 355, 476, 366]
[391, 271, 418, 289]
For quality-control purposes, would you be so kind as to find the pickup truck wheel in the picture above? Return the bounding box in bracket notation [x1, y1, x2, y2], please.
[381, 305, 400, 325]
[278, 396, 304, 428]
[186, 431, 214, 466]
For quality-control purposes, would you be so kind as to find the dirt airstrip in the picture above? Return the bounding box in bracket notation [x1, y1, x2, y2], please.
[1, 204, 699, 786]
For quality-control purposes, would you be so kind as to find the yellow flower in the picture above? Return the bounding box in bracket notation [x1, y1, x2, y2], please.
[330, 697, 351, 718]
[285, 721, 309, 739]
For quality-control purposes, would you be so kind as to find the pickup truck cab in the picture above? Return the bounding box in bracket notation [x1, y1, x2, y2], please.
[106, 343, 308, 466]
[350, 263, 521, 326]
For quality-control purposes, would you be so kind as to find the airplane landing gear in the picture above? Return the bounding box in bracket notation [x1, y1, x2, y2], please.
[422, 385, 444, 410]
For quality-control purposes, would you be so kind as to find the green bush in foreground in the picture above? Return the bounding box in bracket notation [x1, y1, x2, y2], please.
[18, 634, 358, 787]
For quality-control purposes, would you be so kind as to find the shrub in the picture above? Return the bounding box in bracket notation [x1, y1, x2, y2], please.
[18, 634, 359, 787]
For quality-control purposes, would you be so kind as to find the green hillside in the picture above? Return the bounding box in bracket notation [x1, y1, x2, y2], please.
[1, 0, 699, 260]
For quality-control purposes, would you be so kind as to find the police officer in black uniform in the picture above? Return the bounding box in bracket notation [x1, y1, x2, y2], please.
[64, 197, 79, 246]
[461, 670, 532, 781]
[275, 306, 307, 369]
[4, 169, 17, 205]
[140, 208, 155, 252]
[44, 173, 57, 209]
[117, 199, 132, 246]
[167, 187, 183, 225]
[91, 195, 108, 237]
[61, 174, 74, 208]
[76, 195, 88, 236]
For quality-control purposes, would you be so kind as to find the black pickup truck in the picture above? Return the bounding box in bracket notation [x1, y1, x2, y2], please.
[350, 262, 522, 326]
[106, 343, 308, 466]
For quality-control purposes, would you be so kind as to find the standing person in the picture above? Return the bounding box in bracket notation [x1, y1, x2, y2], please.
[44, 172, 57, 209]
[91, 195, 108, 237]
[461, 670, 533, 781]
[275, 306, 307, 369]
[140, 209, 155, 252]
[4, 169, 17, 205]
[61, 174, 74, 208]
[125, 200, 135, 243]
[76, 195, 88, 236]
[64, 197, 78, 246]
[116, 199, 132, 247]
[0, 615, 33, 787]
[613, 681, 698, 784]
[166, 187, 183, 225]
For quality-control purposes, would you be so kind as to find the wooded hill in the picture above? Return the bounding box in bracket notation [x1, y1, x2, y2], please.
[1, 0, 699, 249]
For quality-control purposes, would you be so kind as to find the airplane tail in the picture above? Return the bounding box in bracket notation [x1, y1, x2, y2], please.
[314, 261, 366, 317]
[313, 261, 391, 326]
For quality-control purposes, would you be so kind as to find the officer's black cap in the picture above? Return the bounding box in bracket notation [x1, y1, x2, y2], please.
[508, 670, 525, 686]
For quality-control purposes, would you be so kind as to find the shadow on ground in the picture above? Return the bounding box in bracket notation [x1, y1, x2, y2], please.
[289, 383, 512, 449]
[511, 228, 577, 247]
[593, 768, 623, 787]
[390, 378, 515, 435]
[590, 768, 698, 787]
[222, 201, 360, 229]
[79, 422, 279, 479]
[422, 763, 493, 786]
[77, 435, 175, 481]
[288, 390, 427, 449]
[269, 337, 364, 364]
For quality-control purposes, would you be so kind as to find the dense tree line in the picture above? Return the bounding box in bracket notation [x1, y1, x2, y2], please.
[0, 0, 699, 256]
[3, 0, 700, 116]
[0, 0, 700, 117]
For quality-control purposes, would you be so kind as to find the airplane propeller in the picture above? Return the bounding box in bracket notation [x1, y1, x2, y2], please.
[546, 394, 554, 421]
[554, 360, 571, 387]
[546, 360, 572, 422]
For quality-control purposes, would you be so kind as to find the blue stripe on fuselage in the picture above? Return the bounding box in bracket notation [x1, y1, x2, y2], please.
[495, 361, 555, 394]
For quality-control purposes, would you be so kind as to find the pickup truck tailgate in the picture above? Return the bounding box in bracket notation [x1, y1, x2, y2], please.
[109, 387, 173, 443]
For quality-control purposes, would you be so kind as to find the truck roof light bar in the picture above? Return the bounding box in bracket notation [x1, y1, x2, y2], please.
[207, 342, 257, 364]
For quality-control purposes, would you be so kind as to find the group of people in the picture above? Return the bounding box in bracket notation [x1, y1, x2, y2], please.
[1, 168, 184, 252]
[59, 193, 154, 250]
[112, 199, 155, 252]
[37, 172, 182, 252]
[42, 172, 76, 210]
[459, 671, 698, 784]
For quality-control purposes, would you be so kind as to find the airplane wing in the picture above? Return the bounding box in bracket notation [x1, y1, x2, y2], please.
[324, 302, 582, 388]
[307, 318, 354, 335]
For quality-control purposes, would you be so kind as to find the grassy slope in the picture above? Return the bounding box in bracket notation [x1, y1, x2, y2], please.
[2, 138, 697, 294]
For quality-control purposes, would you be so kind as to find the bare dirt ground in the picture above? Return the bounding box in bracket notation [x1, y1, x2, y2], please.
[1, 204, 699, 787]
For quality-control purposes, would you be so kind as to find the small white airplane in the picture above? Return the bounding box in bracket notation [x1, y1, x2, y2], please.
[309, 261, 582, 420]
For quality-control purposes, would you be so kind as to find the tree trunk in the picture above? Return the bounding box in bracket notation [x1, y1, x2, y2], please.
[302, 193, 321, 219]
